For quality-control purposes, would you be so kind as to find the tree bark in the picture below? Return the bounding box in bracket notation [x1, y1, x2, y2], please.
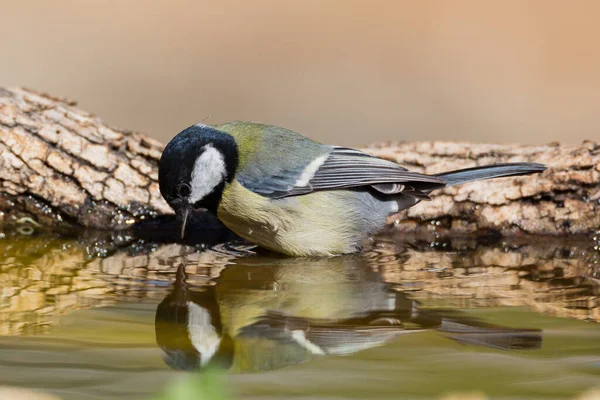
[1, 87, 599, 236]
[0, 88, 170, 229]
[366, 141, 600, 236]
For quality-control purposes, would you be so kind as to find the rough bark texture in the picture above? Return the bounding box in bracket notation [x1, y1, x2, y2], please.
[1, 87, 599, 235]
[0, 88, 170, 229]
[365, 141, 600, 236]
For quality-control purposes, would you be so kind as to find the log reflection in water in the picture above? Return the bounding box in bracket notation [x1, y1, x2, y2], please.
[0, 229, 598, 337]
[373, 232, 600, 322]
[0, 231, 238, 335]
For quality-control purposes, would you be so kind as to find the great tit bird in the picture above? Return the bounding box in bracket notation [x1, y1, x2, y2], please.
[158, 122, 546, 256]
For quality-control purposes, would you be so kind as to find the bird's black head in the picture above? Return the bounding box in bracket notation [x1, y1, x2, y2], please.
[159, 124, 238, 237]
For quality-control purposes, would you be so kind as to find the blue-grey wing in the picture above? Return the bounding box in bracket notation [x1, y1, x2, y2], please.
[240, 142, 446, 199]
[301, 147, 446, 198]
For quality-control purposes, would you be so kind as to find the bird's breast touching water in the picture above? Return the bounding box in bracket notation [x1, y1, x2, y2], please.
[217, 181, 391, 256]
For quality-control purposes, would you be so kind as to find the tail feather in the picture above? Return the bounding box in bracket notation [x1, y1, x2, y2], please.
[435, 163, 546, 187]
[440, 320, 542, 350]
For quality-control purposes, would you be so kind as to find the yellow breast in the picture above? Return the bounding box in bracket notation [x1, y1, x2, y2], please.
[217, 181, 366, 256]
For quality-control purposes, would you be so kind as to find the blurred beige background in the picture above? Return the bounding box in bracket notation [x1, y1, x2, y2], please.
[2, 0, 599, 146]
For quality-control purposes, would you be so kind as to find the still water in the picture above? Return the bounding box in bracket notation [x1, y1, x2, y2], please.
[1, 225, 599, 399]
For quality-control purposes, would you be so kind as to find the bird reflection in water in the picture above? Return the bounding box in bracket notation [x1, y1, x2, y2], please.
[155, 255, 542, 372]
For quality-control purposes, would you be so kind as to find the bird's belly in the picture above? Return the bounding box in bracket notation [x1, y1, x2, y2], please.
[217, 182, 392, 256]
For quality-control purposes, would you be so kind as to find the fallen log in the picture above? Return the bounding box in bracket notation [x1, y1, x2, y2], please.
[367, 141, 600, 236]
[1, 87, 599, 236]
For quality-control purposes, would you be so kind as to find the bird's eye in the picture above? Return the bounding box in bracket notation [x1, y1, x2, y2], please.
[178, 184, 191, 197]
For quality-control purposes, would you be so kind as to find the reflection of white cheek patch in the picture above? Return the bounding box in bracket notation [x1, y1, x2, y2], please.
[189, 144, 227, 204]
[187, 302, 221, 367]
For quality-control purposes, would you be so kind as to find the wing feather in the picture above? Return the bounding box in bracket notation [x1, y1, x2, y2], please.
[266, 147, 445, 199]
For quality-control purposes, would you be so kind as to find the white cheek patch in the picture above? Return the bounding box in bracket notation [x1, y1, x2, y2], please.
[189, 144, 227, 204]
[294, 154, 328, 187]
[187, 302, 221, 367]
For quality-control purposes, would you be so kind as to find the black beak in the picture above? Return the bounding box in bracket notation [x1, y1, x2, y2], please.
[179, 206, 190, 239]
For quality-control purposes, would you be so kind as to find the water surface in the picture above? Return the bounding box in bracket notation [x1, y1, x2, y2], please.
[1, 227, 599, 399]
